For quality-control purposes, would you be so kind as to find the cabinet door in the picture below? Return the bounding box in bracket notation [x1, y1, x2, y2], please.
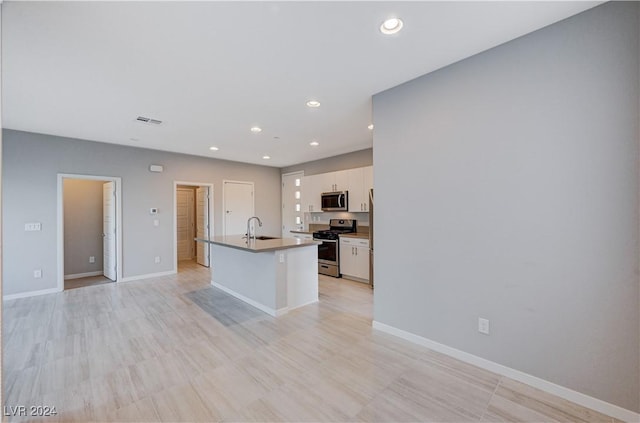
[347, 168, 365, 212]
[315, 173, 335, 193]
[340, 239, 357, 276]
[302, 175, 323, 213]
[353, 246, 370, 280]
[334, 170, 349, 192]
[362, 166, 373, 212]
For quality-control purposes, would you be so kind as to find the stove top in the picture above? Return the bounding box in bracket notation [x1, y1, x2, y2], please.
[313, 219, 357, 240]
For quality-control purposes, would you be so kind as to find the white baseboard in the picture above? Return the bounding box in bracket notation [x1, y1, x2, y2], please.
[3, 287, 61, 301]
[372, 321, 639, 423]
[211, 280, 278, 317]
[64, 271, 103, 280]
[119, 270, 176, 283]
[287, 298, 319, 313]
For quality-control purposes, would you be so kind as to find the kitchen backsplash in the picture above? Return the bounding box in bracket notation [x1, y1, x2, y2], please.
[306, 211, 369, 233]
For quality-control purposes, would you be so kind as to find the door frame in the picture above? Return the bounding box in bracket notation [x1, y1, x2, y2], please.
[173, 181, 214, 272]
[222, 180, 255, 236]
[57, 173, 123, 292]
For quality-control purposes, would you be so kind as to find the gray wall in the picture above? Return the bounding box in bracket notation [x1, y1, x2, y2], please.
[3, 129, 282, 295]
[63, 179, 104, 275]
[373, 2, 639, 413]
[281, 148, 372, 176]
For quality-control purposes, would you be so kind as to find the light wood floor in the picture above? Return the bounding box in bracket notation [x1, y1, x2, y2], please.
[3, 261, 617, 422]
[64, 275, 113, 291]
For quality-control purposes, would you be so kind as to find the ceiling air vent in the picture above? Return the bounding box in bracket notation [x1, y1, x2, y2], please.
[136, 116, 163, 125]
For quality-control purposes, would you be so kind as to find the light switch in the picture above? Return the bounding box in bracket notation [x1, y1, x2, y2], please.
[153, 219, 159, 227]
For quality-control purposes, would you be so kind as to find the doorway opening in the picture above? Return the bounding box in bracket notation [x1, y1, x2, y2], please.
[174, 182, 213, 273]
[57, 174, 123, 291]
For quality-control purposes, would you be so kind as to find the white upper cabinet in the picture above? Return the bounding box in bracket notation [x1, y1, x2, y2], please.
[363, 166, 373, 193]
[347, 168, 364, 212]
[302, 174, 323, 213]
[334, 170, 349, 192]
[347, 166, 373, 212]
[301, 165, 373, 214]
[316, 170, 349, 193]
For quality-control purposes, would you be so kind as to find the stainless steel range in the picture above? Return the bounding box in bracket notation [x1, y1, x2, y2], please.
[313, 219, 357, 277]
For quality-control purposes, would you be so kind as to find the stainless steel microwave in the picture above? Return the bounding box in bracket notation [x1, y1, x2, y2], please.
[321, 191, 348, 211]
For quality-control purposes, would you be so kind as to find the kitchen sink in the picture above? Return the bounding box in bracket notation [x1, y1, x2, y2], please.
[255, 236, 279, 240]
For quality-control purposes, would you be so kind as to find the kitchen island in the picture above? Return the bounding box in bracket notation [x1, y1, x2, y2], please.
[195, 235, 320, 316]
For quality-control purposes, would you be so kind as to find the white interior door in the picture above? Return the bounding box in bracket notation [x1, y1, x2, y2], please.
[177, 188, 195, 260]
[196, 186, 210, 267]
[224, 181, 254, 235]
[282, 172, 304, 237]
[102, 182, 117, 281]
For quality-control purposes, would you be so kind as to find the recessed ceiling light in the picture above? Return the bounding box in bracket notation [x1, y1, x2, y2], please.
[262, 155, 271, 160]
[209, 146, 219, 151]
[250, 126, 262, 133]
[309, 141, 319, 147]
[368, 124, 374, 130]
[380, 17, 403, 35]
[306, 100, 321, 108]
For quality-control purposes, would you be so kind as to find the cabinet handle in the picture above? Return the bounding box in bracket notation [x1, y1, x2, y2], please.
[355, 247, 358, 256]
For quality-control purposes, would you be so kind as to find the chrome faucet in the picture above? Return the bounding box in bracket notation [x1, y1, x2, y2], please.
[245, 216, 263, 242]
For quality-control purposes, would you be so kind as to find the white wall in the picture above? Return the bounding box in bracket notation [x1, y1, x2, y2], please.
[373, 2, 639, 413]
[2, 129, 282, 296]
[63, 179, 104, 276]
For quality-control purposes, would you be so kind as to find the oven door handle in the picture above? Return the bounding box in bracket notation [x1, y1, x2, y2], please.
[314, 238, 337, 243]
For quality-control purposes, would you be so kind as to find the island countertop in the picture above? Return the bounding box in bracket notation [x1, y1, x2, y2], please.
[196, 235, 320, 253]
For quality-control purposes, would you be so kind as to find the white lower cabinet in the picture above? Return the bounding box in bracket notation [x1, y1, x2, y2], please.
[339, 237, 369, 282]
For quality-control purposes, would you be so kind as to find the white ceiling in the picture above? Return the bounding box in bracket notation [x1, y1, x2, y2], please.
[2, 1, 600, 168]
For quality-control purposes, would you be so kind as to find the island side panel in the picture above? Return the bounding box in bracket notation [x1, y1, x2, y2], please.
[210, 244, 277, 315]
[285, 245, 319, 311]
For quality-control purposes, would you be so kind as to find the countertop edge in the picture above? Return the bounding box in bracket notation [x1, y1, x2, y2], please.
[196, 237, 320, 253]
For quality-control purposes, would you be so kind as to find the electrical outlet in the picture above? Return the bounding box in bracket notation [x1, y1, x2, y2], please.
[33, 269, 42, 279]
[25, 222, 42, 231]
[153, 219, 159, 227]
[279, 253, 285, 263]
[478, 318, 490, 335]
[154, 256, 161, 264]
[89, 256, 95, 264]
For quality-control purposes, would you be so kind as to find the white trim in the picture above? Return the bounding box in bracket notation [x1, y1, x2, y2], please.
[281, 171, 305, 177]
[173, 181, 214, 273]
[64, 271, 103, 280]
[3, 287, 59, 301]
[372, 321, 640, 423]
[57, 174, 123, 292]
[222, 179, 255, 237]
[211, 280, 279, 317]
[119, 270, 176, 283]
